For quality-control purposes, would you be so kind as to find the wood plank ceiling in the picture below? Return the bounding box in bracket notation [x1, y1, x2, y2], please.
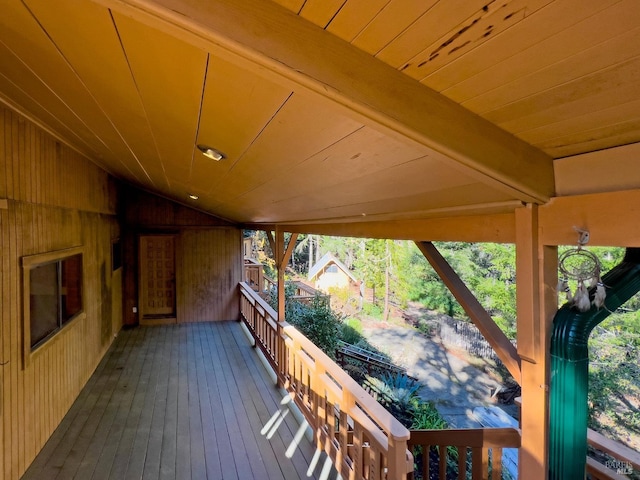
[1, 0, 639, 228]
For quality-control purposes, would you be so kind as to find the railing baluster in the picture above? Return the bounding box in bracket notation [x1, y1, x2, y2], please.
[458, 446, 467, 480]
[492, 448, 503, 479]
[438, 445, 447, 479]
[239, 282, 411, 480]
[471, 447, 483, 478]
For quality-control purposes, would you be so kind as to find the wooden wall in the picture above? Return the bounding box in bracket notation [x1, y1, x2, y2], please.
[0, 107, 121, 479]
[120, 187, 242, 325]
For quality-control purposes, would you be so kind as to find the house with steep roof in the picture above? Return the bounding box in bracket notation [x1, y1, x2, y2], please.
[308, 252, 358, 293]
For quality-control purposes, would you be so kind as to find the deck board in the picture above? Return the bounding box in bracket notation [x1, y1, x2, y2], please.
[21, 322, 325, 480]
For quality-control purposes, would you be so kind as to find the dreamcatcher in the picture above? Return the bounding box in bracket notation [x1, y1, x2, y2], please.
[557, 228, 606, 312]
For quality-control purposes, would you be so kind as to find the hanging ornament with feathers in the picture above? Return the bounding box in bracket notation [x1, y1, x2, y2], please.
[557, 277, 573, 303]
[592, 277, 607, 309]
[573, 281, 591, 312]
[558, 228, 605, 313]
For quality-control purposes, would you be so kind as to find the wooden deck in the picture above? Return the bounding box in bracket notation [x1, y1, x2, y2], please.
[22, 322, 326, 480]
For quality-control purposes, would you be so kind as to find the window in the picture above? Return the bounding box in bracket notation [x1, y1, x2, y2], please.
[22, 247, 84, 362]
[326, 264, 338, 273]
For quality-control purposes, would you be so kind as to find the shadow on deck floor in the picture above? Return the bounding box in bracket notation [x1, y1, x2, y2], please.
[22, 321, 333, 480]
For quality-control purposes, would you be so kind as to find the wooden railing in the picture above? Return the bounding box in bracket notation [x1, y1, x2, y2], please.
[263, 276, 330, 305]
[239, 282, 412, 480]
[586, 428, 639, 479]
[243, 257, 264, 292]
[407, 427, 521, 480]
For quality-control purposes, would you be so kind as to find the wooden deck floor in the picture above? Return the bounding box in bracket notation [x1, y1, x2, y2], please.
[22, 322, 328, 480]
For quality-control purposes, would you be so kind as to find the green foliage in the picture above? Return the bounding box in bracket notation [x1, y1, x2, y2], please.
[366, 373, 422, 428]
[588, 315, 640, 443]
[269, 283, 343, 359]
[362, 301, 383, 318]
[339, 318, 364, 345]
[354, 239, 387, 301]
[411, 400, 448, 430]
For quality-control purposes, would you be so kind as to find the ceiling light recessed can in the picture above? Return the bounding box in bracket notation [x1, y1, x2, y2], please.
[189, 194, 199, 200]
[197, 144, 225, 161]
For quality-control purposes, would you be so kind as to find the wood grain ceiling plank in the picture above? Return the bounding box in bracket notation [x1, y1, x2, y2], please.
[401, 0, 554, 82]
[23, 0, 169, 189]
[239, 127, 429, 204]
[422, 0, 620, 93]
[483, 56, 640, 126]
[501, 79, 640, 140]
[299, 0, 346, 29]
[520, 98, 640, 145]
[259, 183, 513, 224]
[269, 157, 478, 209]
[466, 27, 640, 117]
[206, 92, 362, 202]
[0, 73, 101, 162]
[245, 128, 431, 204]
[540, 118, 640, 159]
[325, 0, 390, 43]
[188, 57, 291, 193]
[270, 0, 305, 15]
[375, 0, 492, 69]
[0, 0, 151, 183]
[112, 12, 208, 184]
[442, 0, 640, 104]
[351, 0, 437, 56]
[0, 46, 141, 181]
[89, 0, 555, 203]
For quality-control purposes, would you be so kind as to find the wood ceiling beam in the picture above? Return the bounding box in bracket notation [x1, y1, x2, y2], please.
[247, 213, 516, 244]
[93, 0, 554, 204]
[539, 189, 640, 246]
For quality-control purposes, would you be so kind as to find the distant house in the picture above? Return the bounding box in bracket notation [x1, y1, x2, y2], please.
[308, 252, 358, 292]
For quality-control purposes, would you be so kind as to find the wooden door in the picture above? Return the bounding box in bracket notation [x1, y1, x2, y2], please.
[139, 235, 176, 322]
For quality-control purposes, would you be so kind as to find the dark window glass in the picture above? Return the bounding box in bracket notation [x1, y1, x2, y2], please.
[29, 254, 83, 349]
[30, 262, 60, 347]
[61, 254, 83, 323]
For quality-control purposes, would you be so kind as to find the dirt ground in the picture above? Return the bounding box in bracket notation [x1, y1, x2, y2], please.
[345, 300, 520, 427]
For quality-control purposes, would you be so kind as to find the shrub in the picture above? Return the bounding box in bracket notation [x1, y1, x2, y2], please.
[366, 373, 422, 428]
[269, 284, 343, 359]
[339, 318, 364, 344]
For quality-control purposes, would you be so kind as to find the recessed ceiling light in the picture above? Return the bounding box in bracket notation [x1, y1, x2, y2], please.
[189, 194, 199, 200]
[197, 144, 225, 161]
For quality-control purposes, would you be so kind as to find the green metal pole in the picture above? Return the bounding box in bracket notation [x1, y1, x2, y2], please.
[549, 248, 640, 479]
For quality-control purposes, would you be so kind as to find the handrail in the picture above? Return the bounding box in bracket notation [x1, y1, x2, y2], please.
[239, 282, 412, 480]
[586, 428, 639, 479]
[408, 427, 521, 480]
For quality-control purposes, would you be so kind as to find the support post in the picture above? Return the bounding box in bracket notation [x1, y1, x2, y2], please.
[275, 227, 298, 386]
[415, 241, 521, 381]
[515, 204, 557, 479]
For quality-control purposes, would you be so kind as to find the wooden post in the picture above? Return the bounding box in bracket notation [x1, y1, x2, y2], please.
[275, 227, 298, 387]
[515, 204, 557, 479]
[415, 241, 521, 381]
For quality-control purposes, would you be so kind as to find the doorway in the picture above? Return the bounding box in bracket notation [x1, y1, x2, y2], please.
[139, 235, 176, 324]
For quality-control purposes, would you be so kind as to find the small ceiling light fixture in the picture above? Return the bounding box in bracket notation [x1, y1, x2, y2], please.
[197, 144, 226, 161]
[188, 194, 199, 200]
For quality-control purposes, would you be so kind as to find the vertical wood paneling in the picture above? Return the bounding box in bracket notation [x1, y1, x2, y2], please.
[0, 105, 120, 480]
[178, 229, 242, 322]
[121, 186, 241, 325]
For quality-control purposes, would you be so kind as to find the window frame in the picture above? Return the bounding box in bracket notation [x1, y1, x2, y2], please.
[22, 246, 85, 367]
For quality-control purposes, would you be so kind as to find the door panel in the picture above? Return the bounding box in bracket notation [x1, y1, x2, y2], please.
[139, 235, 175, 319]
